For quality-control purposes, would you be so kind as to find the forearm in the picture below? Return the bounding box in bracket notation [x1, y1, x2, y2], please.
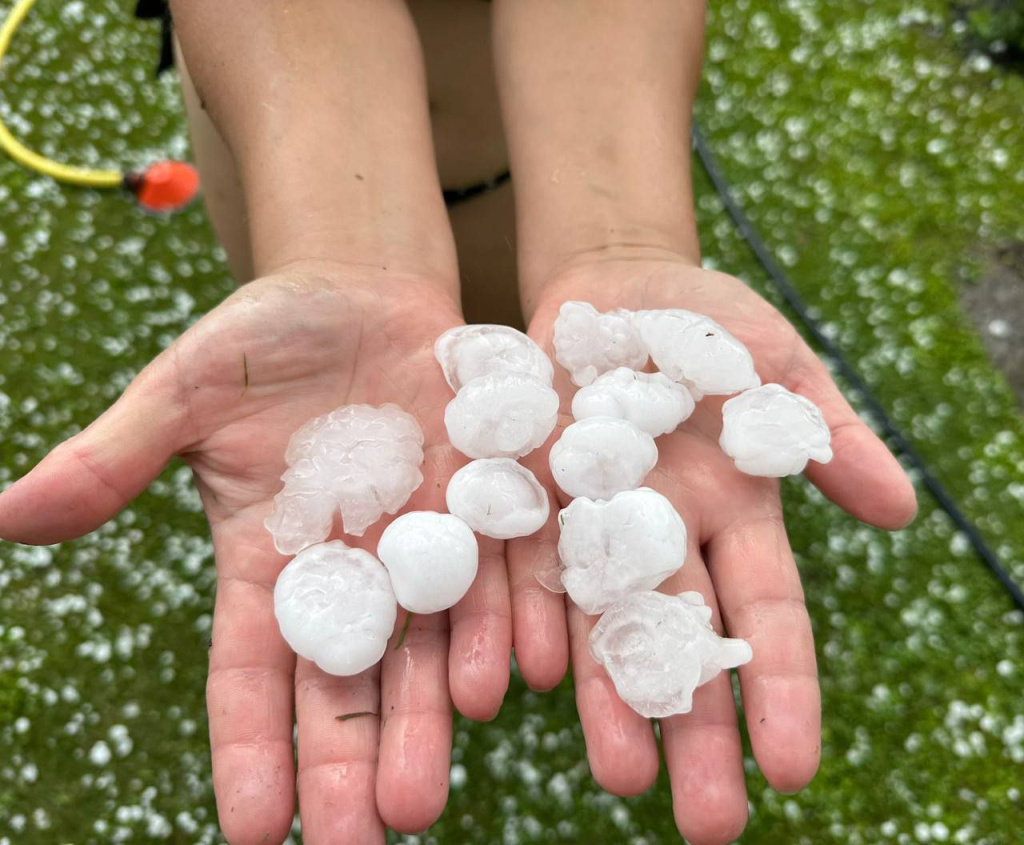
[171, 0, 457, 288]
[493, 0, 705, 313]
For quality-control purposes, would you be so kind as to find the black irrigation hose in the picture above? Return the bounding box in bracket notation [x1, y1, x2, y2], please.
[691, 124, 1024, 613]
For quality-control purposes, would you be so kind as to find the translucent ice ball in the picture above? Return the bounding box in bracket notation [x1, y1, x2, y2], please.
[446, 458, 550, 539]
[377, 512, 479, 613]
[273, 541, 397, 676]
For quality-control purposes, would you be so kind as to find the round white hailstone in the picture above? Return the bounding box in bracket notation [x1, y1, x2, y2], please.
[570, 367, 696, 437]
[558, 488, 687, 614]
[274, 541, 397, 676]
[264, 404, 425, 550]
[444, 373, 559, 459]
[589, 590, 753, 718]
[720, 383, 833, 477]
[549, 417, 657, 500]
[434, 324, 553, 392]
[377, 512, 480, 613]
[635, 309, 760, 397]
[446, 458, 550, 539]
[552, 301, 648, 387]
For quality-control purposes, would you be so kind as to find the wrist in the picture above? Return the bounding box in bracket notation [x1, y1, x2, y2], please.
[261, 256, 462, 307]
[523, 242, 702, 322]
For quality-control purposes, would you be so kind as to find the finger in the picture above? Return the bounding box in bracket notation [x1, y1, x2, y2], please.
[788, 353, 917, 530]
[448, 536, 512, 720]
[658, 550, 749, 845]
[205, 517, 297, 844]
[376, 610, 452, 833]
[0, 356, 188, 544]
[505, 447, 569, 691]
[294, 661, 385, 845]
[568, 602, 659, 796]
[707, 505, 821, 794]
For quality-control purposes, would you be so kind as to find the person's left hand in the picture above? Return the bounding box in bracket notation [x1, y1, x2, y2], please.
[506, 254, 917, 845]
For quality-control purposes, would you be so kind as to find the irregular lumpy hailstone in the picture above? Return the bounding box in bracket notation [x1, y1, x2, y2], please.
[377, 512, 479, 613]
[635, 309, 760, 397]
[553, 301, 648, 387]
[720, 383, 833, 477]
[265, 404, 425, 552]
[549, 417, 658, 500]
[558, 489, 687, 615]
[446, 458, 550, 539]
[434, 324, 553, 391]
[444, 373, 559, 459]
[571, 368, 695, 437]
[274, 541, 397, 677]
[590, 591, 753, 718]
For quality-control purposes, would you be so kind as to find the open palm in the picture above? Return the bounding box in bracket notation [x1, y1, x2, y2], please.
[510, 258, 918, 845]
[0, 266, 513, 843]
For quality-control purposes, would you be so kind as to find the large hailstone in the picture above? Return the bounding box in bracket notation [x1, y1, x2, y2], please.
[552, 301, 648, 387]
[273, 541, 397, 676]
[264, 404, 425, 552]
[719, 383, 833, 477]
[571, 367, 695, 437]
[590, 590, 753, 718]
[549, 417, 657, 500]
[377, 512, 479, 613]
[435, 324, 553, 392]
[444, 373, 559, 459]
[635, 309, 760, 397]
[558, 489, 687, 614]
[446, 458, 550, 539]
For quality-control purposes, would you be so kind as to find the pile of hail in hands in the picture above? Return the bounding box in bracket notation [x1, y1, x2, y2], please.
[548, 301, 832, 718]
[263, 301, 832, 720]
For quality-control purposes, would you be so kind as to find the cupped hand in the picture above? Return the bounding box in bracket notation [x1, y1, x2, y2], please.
[511, 255, 917, 845]
[0, 263, 513, 844]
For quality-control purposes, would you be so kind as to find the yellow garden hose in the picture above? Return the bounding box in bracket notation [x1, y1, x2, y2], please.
[0, 0, 199, 210]
[0, 0, 123, 187]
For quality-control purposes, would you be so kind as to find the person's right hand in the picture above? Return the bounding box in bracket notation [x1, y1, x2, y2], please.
[0, 262, 513, 844]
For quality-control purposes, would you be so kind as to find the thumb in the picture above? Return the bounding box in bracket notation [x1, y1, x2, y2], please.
[0, 360, 188, 545]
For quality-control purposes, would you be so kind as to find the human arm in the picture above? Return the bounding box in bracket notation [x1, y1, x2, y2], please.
[493, 3, 917, 843]
[0, 3, 514, 842]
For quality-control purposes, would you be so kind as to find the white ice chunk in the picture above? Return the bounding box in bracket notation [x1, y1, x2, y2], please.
[635, 309, 760, 396]
[274, 541, 397, 676]
[558, 489, 687, 614]
[552, 301, 648, 387]
[590, 590, 752, 718]
[435, 324, 553, 392]
[263, 491, 336, 556]
[571, 367, 695, 437]
[377, 512, 479, 613]
[265, 404, 425, 550]
[549, 417, 657, 500]
[446, 458, 550, 539]
[719, 383, 833, 477]
[444, 373, 559, 459]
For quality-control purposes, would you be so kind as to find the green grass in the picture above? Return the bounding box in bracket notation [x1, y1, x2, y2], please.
[0, 0, 1022, 842]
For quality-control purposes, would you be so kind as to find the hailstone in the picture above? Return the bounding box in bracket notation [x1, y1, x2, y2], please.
[558, 489, 687, 614]
[719, 383, 833, 476]
[446, 458, 550, 539]
[552, 301, 648, 387]
[444, 373, 559, 459]
[376, 512, 479, 613]
[590, 590, 753, 718]
[635, 309, 760, 397]
[265, 404, 425, 552]
[571, 367, 695, 437]
[549, 417, 657, 500]
[273, 541, 398, 676]
[434, 324, 553, 392]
